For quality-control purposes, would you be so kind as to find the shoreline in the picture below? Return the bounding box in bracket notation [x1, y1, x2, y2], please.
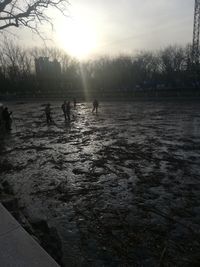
[1, 96, 200, 103]
[0, 180, 64, 266]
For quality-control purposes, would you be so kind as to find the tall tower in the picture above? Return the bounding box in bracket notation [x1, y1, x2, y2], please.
[192, 0, 200, 63]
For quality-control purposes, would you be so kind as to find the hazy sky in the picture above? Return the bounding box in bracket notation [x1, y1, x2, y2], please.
[12, 0, 194, 59]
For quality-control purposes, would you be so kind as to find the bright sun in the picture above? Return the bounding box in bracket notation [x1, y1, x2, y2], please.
[56, 19, 98, 60]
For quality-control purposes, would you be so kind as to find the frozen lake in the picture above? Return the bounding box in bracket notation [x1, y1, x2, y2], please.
[1, 101, 200, 266]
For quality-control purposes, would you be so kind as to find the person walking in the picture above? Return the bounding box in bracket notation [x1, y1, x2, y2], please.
[92, 99, 99, 114]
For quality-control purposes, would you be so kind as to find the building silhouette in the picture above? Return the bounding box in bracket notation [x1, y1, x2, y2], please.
[35, 57, 61, 94]
[35, 57, 61, 79]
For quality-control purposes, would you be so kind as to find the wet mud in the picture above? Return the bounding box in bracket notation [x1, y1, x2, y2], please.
[0, 101, 200, 266]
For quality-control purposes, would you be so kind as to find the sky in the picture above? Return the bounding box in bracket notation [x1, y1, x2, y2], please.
[10, 0, 194, 60]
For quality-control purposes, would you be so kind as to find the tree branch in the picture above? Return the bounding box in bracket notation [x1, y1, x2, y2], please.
[0, 0, 69, 34]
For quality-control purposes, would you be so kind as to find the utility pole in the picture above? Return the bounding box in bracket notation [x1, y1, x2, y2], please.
[192, 0, 200, 64]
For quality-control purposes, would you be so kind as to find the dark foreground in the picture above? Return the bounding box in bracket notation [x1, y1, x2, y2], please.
[0, 101, 200, 266]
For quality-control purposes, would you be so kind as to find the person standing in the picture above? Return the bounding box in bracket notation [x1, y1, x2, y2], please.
[92, 99, 99, 114]
[45, 103, 52, 124]
[0, 103, 4, 129]
[73, 98, 77, 108]
[66, 101, 71, 121]
[61, 100, 67, 121]
[2, 107, 12, 130]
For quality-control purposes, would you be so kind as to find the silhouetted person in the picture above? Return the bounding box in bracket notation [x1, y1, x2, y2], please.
[45, 103, 52, 124]
[73, 98, 77, 108]
[66, 101, 71, 121]
[92, 99, 99, 114]
[0, 104, 3, 128]
[2, 107, 12, 130]
[61, 100, 67, 121]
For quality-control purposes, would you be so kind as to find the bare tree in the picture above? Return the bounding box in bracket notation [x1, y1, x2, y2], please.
[0, 0, 69, 35]
[159, 46, 185, 74]
[0, 38, 32, 78]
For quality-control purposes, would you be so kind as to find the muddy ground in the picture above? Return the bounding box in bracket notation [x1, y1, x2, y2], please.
[0, 101, 200, 266]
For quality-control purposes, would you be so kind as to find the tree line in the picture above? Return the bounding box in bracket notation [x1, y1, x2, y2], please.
[0, 39, 199, 99]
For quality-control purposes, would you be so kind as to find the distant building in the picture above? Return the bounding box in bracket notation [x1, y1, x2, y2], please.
[35, 57, 61, 79]
[35, 57, 61, 93]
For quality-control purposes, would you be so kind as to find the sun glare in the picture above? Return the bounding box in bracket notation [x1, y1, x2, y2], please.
[56, 19, 98, 60]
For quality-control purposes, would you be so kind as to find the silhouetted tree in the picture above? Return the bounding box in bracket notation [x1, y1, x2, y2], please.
[0, 41, 198, 98]
[0, 38, 34, 94]
[159, 46, 186, 87]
